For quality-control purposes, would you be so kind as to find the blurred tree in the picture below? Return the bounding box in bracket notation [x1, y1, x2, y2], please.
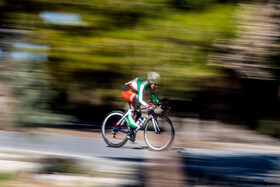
[209, 0, 280, 130]
[0, 0, 240, 126]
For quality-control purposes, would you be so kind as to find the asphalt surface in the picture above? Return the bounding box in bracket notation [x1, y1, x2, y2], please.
[0, 131, 162, 160]
[0, 130, 280, 186]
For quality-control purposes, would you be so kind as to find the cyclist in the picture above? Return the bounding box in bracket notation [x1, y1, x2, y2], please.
[121, 72, 160, 143]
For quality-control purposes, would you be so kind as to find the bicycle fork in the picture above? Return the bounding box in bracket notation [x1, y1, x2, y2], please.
[152, 118, 161, 134]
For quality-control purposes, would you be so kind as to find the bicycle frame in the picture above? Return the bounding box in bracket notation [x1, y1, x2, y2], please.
[113, 107, 160, 134]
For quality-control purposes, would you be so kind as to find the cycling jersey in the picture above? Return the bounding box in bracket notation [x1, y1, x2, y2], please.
[122, 77, 158, 107]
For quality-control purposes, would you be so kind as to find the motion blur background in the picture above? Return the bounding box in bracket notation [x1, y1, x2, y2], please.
[1, 0, 280, 136]
[1, 0, 280, 186]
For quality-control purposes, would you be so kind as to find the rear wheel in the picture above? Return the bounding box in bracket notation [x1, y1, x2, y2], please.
[144, 115, 174, 151]
[102, 111, 129, 147]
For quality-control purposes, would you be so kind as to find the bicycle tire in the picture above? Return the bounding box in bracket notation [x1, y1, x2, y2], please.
[102, 111, 129, 147]
[144, 115, 175, 151]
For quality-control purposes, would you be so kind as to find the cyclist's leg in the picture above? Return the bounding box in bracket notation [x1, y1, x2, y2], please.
[125, 98, 142, 143]
[133, 99, 141, 122]
[121, 90, 138, 129]
[121, 89, 140, 143]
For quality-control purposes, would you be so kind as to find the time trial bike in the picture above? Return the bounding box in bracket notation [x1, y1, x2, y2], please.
[101, 102, 174, 151]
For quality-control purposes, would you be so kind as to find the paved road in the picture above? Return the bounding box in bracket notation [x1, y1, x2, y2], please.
[1, 130, 280, 186]
[0, 131, 162, 160]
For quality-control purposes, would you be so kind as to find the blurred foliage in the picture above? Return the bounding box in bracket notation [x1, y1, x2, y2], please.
[40, 157, 89, 174]
[0, 173, 15, 182]
[0, 0, 240, 126]
[257, 119, 280, 138]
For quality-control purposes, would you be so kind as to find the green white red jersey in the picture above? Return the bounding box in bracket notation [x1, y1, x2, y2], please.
[126, 77, 158, 107]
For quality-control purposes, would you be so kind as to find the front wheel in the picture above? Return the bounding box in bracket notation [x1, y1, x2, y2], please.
[144, 115, 175, 151]
[102, 111, 129, 147]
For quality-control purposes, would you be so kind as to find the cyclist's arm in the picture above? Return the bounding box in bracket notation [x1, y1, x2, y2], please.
[151, 93, 158, 103]
[138, 81, 149, 107]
